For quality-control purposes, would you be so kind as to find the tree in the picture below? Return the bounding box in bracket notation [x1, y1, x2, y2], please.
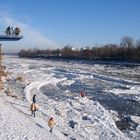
[61, 45, 73, 57]
[136, 39, 140, 49]
[135, 39, 140, 59]
[120, 36, 134, 59]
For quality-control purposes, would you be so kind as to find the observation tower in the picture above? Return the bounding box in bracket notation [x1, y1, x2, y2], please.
[0, 26, 23, 89]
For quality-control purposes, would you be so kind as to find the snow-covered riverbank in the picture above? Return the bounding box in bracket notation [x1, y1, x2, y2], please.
[1, 55, 140, 139]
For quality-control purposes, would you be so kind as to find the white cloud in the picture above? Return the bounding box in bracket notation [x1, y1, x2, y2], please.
[0, 10, 60, 53]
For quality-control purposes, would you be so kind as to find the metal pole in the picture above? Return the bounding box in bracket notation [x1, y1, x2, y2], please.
[0, 44, 1, 66]
[0, 44, 3, 90]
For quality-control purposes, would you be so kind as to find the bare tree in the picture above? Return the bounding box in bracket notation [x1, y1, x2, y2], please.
[136, 39, 140, 49]
[135, 39, 140, 59]
[120, 36, 134, 59]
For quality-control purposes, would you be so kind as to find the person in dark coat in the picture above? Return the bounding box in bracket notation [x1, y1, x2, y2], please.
[6, 26, 10, 35]
[32, 94, 36, 103]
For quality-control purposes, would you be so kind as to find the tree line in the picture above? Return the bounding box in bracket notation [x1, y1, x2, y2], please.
[18, 36, 140, 61]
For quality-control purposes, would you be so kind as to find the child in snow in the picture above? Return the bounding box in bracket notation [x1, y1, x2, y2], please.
[48, 117, 56, 133]
[80, 92, 86, 98]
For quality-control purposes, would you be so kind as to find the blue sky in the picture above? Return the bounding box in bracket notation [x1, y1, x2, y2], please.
[0, 0, 140, 52]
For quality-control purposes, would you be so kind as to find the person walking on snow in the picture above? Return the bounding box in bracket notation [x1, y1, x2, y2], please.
[32, 94, 36, 103]
[48, 117, 56, 133]
[30, 102, 36, 117]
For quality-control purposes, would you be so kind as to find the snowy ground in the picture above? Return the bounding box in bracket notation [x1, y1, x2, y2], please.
[1, 55, 140, 140]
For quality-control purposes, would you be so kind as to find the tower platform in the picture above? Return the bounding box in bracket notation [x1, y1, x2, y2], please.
[0, 35, 23, 41]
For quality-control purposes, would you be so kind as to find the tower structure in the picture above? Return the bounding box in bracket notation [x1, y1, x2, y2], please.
[0, 27, 23, 89]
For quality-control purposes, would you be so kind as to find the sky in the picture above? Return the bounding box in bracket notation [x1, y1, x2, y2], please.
[0, 0, 140, 53]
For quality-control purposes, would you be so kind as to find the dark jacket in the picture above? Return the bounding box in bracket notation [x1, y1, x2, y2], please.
[33, 95, 36, 103]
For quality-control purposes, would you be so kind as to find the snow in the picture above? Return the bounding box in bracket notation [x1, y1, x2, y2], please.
[1, 55, 140, 139]
[0, 95, 66, 140]
[131, 116, 140, 125]
[109, 86, 140, 96]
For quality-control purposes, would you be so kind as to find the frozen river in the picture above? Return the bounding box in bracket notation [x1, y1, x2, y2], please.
[3, 55, 140, 139]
